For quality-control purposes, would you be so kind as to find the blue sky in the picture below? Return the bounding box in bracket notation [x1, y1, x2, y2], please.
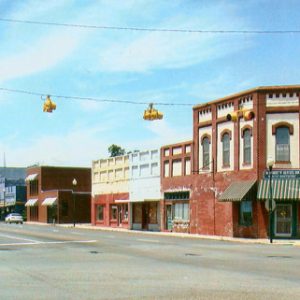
[0, 0, 300, 167]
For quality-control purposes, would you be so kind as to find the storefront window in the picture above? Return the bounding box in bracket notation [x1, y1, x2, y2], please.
[173, 203, 189, 221]
[111, 205, 117, 220]
[149, 202, 157, 224]
[97, 205, 104, 221]
[239, 201, 252, 226]
[122, 204, 128, 221]
[133, 203, 142, 223]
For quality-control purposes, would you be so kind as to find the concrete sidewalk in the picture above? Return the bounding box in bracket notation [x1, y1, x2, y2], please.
[26, 221, 300, 247]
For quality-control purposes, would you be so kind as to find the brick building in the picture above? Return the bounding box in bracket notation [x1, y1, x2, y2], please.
[91, 155, 130, 228]
[25, 166, 91, 224]
[161, 141, 193, 233]
[162, 85, 300, 239]
[91, 149, 161, 231]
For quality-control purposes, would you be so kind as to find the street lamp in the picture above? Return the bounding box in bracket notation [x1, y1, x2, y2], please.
[267, 157, 274, 243]
[72, 178, 77, 227]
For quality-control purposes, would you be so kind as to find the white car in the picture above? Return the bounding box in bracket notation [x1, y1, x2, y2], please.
[5, 213, 23, 224]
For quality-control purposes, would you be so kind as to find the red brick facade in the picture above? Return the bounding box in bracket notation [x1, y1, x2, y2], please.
[92, 193, 129, 228]
[26, 166, 91, 224]
[162, 86, 300, 239]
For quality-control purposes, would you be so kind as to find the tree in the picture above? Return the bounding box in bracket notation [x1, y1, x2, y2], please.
[108, 144, 125, 157]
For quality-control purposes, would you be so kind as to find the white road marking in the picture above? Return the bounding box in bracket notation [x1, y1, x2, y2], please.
[0, 240, 97, 247]
[0, 233, 40, 243]
[70, 232, 84, 235]
[137, 238, 160, 243]
[0, 242, 40, 246]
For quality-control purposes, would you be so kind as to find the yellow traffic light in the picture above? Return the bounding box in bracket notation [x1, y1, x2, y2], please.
[226, 111, 238, 122]
[243, 110, 255, 121]
[43, 95, 56, 113]
[143, 103, 163, 121]
[226, 110, 255, 122]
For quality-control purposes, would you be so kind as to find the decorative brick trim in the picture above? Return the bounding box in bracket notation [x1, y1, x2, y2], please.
[241, 125, 253, 138]
[272, 122, 294, 135]
[201, 134, 211, 144]
[220, 129, 232, 140]
[266, 106, 299, 113]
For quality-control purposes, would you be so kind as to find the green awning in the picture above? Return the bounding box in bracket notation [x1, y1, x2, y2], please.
[218, 180, 256, 202]
[257, 179, 300, 201]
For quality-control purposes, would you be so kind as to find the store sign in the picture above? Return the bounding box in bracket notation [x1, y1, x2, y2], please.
[264, 170, 300, 179]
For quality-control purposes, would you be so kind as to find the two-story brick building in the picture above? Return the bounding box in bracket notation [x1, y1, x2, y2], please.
[91, 155, 130, 228]
[179, 85, 300, 239]
[25, 166, 91, 224]
[91, 149, 161, 231]
[161, 141, 193, 233]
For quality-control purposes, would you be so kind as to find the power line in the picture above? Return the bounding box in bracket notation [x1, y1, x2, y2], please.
[0, 87, 195, 106]
[0, 18, 299, 34]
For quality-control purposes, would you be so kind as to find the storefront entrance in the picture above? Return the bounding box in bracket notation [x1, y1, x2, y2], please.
[275, 204, 292, 237]
[132, 201, 159, 231]
[166, 205, 172, 230]
[47, 205, 57, 224]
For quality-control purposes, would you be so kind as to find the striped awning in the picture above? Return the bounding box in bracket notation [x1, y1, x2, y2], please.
[218, 180, 256, 202]
[25, 173, 38, 181]
[42, 197, 57, 206]
[257, 179, 300, 200]
[25, 199, 38, 207]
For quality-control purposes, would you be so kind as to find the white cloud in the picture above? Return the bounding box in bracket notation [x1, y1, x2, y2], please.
[188, 73, 256, 102]
[96, 7, 252, 73]
[0, 29, 82, 82]
[2, 124, 112, 167]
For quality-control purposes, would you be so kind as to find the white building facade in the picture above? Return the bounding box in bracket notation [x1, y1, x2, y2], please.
[129, 149, 162, 231]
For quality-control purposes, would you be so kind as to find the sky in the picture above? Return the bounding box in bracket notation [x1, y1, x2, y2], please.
[0, 0, 300, 168]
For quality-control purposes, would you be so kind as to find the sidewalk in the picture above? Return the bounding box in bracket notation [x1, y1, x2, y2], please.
[27, 221, 300, 247]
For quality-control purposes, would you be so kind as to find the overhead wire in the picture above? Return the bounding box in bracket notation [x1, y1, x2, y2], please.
[0, 17, 299, 34]
[1, 87, 299, 106]
[0, 87, 195, 106]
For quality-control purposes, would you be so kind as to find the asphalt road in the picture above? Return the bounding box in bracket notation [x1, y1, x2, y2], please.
[0, 223, 299, 300]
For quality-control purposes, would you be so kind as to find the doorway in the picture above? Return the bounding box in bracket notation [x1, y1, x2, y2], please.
[142, 203, 149, 230]
[166, 205, 172, 230]
[275, 204, 292, 237]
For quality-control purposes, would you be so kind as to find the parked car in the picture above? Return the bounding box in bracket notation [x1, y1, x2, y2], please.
[5, 213, 23, 224]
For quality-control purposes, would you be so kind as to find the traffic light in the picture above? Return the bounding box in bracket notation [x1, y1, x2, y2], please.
[226, 110, 255, 122]
[143, 103, 163, 121]
[43, 95, 56, 113]
[243, 110, 255, 121]
[226, 111, 238, 122]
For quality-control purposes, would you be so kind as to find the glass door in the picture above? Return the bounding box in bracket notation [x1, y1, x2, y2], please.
[166, 205, 172, 230]
[275, 204, 292, 237]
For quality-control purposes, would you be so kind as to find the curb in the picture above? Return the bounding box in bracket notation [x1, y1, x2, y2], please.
[25, 221, 300, 246]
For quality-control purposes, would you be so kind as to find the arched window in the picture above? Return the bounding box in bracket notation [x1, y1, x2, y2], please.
[276, 126, 290, 162]
[222, 133, 230, 166]
[202, 137, 210, 169]
[243, 129, 251, 164]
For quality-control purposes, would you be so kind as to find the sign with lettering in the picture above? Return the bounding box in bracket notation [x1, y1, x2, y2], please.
[264, 170, 300, 179]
